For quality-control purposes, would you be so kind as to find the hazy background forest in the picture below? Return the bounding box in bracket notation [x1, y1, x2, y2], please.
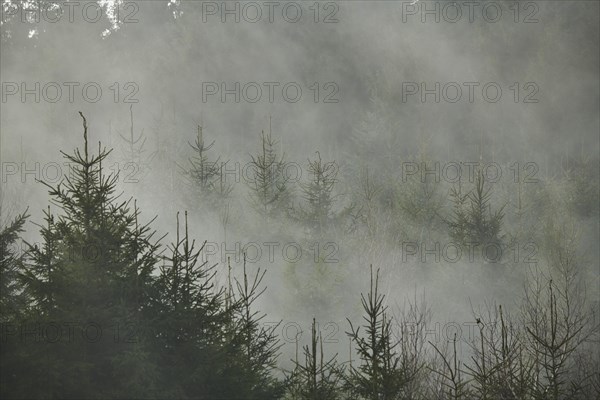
[1, 0, 599, 398]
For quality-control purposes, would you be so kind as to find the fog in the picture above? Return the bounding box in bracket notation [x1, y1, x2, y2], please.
[1, 0, 599, 398]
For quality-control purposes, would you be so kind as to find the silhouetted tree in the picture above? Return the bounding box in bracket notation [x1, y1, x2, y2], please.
[8, 112, 163, 398]
[0, 209, 29, 322]
[285, 317, 344, 399]
[345, 266, 410, 399]
[149, 211, 234, 398]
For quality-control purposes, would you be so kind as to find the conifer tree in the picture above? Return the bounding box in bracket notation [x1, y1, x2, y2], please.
[345, 267, 409, 399]
[285, 317, 344, 399]
[150, 211, 233, 398]
[0, 209, 29, 321]
[119, 104, 152, 182]
[150, 222, 284, 399]
[13, 112, 162, 398]
[301, 152, 338, 235]
[395, 144, 446, 240]
[447, 167, 505, 250]
[0, 210, 31, 399]
[247, 130, 292, 218]
[223, 253, 284, 399]
[182, 125, 233, 205]
[187, 125, 219, 191]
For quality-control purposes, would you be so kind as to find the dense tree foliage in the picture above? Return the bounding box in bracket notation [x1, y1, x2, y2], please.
[0, 114, 283, 399]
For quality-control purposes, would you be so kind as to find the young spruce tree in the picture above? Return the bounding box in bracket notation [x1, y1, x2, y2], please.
[15, 112, 162, 398]
[345, 267, 410, 399]
[247, 130, 292, 219]
[285, 317, 344, 399]
[301, 152, 338, 236]
[447, 167, 505, 250]
[182, 125, 233, 205]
